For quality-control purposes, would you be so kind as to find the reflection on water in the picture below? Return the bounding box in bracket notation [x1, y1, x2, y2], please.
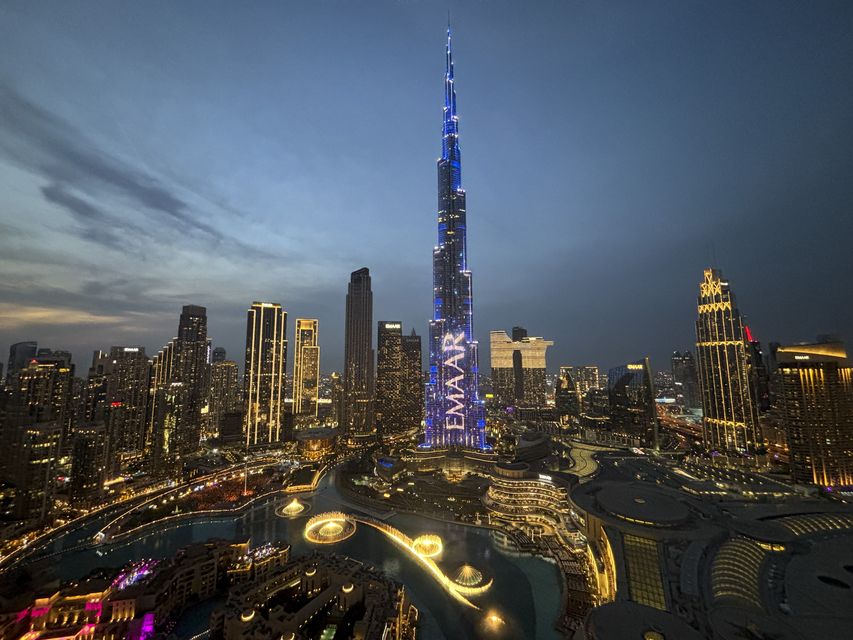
[25, 469, 562, 639]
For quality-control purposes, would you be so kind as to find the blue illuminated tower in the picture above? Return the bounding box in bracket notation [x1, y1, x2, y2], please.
[424, 25, 487, 450]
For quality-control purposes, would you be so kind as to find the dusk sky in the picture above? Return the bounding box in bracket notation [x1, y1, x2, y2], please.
[1, 0, 851, 374]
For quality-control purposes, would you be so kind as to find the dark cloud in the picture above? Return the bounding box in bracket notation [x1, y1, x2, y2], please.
[40, 182, 147, 251]
[0, 86, 208, 235]
[0, 85, 284, 262]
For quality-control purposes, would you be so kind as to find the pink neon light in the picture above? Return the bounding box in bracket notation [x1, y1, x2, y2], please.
[84, 600, 103, 618]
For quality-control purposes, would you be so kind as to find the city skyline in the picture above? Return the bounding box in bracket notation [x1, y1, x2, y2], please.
[2, 1, 852, 373]
[2, 6, 853, 639]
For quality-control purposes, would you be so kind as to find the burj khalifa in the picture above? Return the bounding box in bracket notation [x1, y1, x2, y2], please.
[423, 26, 487, 450]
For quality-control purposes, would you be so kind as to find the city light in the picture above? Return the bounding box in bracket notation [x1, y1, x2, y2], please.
[0, 9, 850, 640]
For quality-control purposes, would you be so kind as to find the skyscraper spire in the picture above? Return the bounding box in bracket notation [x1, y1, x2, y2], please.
[425, 24, 486, 451]
[442, 21, 458, 161]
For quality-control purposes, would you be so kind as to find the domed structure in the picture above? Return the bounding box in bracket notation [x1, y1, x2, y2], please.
[412, 534, 443, 558]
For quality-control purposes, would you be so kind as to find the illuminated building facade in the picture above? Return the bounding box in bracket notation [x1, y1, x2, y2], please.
[10, 422, 62, 523]
[146, 339, 175, 455]
[484, 462, 573, 540]
[9, 358, 73, 431]
[105, 346, 150, 460]
[607, 358, 658, 449]
[561, 365, 602, 409]
[292, 318, 320, 420]
[377, 323, 424, 438]
[172, 305, 208, 454]
[214, 551, 417, 640]
[6, 340, 37, 381]
[244, 302, 287, 446]
[745, 326, 771, 413]
[571, 452, 853, 640]
[344, 268, 374, 435]
[329, 371, 343, 427]
[695, 268, 760, 454]
[145, 307, 207, 464]
[774, 339, 853, 487]
[208, 359, 240, 436]
[401, 329, 424, 431]
[70, 423, 107, 506]
[423, 27, 486, 451]
[555, 368, 580, 422]
[151, 382, 188, 472]
[376, 321, 403, 435]
[490, 328, 554, 407]
[670, 350, 699, 409]
[0, 540, 250, 640]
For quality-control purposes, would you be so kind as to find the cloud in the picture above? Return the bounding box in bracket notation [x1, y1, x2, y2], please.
[0, 86, 208, 234]
[0, 84, 288, 263]
[0, 303, 125, 330]
[40, 181, 148, 252]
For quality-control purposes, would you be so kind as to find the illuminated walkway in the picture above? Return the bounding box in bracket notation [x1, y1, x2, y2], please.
[304, 512, 492, 609]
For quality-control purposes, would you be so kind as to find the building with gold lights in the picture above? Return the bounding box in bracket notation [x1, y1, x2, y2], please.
[244, 301, 287, 446]
[570, 451, 853, 640]
[490, 327, 554, 408]
[212, 551, 417, 640]
[292, 319, 320, 421]
[0, 539, 252, 640]
[695, 268, 760, 455]
[773, 339, 853, 488]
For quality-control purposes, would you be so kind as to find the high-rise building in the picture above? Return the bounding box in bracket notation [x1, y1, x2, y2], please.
[671, 351, 699, 409]
[293, 319, 320, 420]
[0, 358, 69, 523]
[555, 368, 581, 423]
[69, 423, 107, 506]
[695, 268, 760, 455]
[151, 382, 189, 473]
[244, 302, 287, 446]
[143, 311, 203, 468]
[6, 341, 37, 381]
[104, 346, 150, 461]
[208, 360, 240, 437]
[374, 323, 423, 437]
[490, 329, 554, 408]
[561, 365, 601, 406]
[146, 339, 175, 458]
[343, 268, 374, 436]
[329, 372, 344, 428]
[744, 325, 770, 413]
[172, 305, 208, 454]
[376, 321, 403, 436]
[12, 422, 61, 524]
[11, 358, 73, 439]
[607, 358, 658, 449]
[401, 329, 425, 432]
[424, 27, 486, 451]
[773, 339, 852, 487]
[82, 350, 112, 426]
[212, 347, 227, 363]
